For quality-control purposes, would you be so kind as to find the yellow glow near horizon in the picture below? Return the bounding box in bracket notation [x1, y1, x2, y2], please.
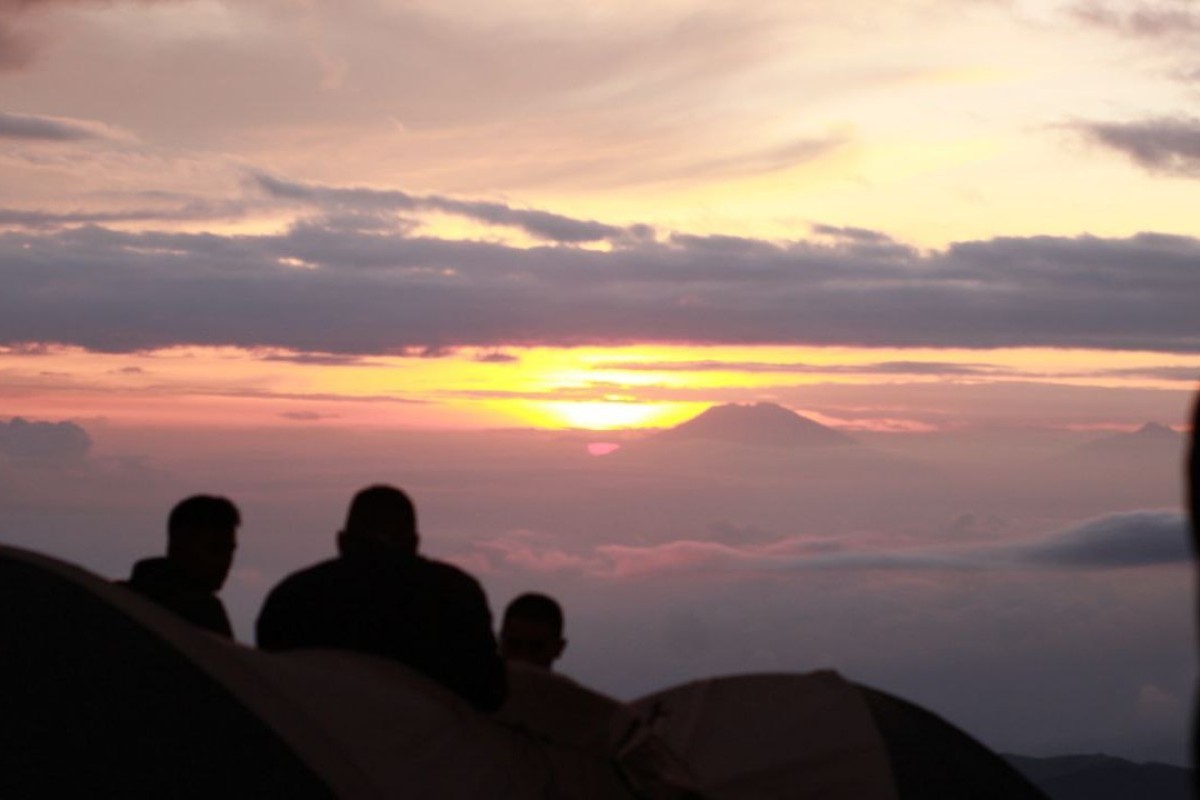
[518, 400, 702, 430]
[1, 343, 1197, 431]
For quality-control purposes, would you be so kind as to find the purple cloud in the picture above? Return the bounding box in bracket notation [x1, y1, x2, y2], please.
[1078, 118, 1200, 177]
[0, 190, 1198, 355]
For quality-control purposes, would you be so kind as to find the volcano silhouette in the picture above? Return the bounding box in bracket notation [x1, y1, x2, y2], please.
[654, 402, 855, 448]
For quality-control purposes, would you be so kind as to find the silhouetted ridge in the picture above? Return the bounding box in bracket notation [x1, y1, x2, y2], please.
[655, 402, 854, 447]
[1073, 422, 1182, 458]
[1003, 753, 1190, 800]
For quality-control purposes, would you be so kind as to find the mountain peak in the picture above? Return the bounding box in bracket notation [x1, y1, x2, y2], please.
[654, 402, 854, 448]
[1133, 422, 1177, 439]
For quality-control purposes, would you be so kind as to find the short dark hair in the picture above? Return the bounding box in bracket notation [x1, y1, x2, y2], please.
[167, 495, 240, 548]
[504, 593, 563, 637]
[346, 484, 415, 534]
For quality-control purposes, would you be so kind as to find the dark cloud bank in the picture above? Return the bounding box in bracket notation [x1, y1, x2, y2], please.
[0, 416, 90, 459]
[0, 175, 1198, 355]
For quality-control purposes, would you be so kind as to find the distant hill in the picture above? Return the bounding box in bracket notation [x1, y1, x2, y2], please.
[652, 402, 855, 448]
[1071, 423, 1183, 459]
[1003, 753, 1191, 800]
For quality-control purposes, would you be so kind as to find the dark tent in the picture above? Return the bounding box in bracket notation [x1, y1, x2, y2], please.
[0, 545, 1046, 798]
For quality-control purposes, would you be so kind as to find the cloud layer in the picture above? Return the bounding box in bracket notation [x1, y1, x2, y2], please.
[471, 510, 1191, 579]
[1, 181, 1198, 355]
[0, 416, 90, 459]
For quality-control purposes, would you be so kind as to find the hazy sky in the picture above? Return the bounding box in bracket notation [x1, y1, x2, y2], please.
[1, 0, 1199, 430]
[1, 0, 1198, 768]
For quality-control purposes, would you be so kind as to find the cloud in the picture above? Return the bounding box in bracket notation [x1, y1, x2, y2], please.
[477, 530, 598, 573]
[258, 352, 380, 367]
[0, 416, 90, 459]
[0, 25, 37, 71]
[1072, 1, 1200, 38]
[0, 111, 113, 142]
[591, 359, 1009, 377]
[253, 174, 627, 244]
[1, 198, 1199, 354]
[475, 351, 519, 364]
[1077, 118, 1200, 177]
[467, 510, 1192, 579]
[1016, 510, 1189, 568]
[279, 410, 339, 421]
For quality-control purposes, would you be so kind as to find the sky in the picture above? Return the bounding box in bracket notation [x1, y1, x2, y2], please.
[1, 0, 1199, 768]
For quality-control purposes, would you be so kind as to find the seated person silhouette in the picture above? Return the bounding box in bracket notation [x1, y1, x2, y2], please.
[500, 592, 566, 671]
[119, 494, 238, 638]
[255, 484, 506, 712]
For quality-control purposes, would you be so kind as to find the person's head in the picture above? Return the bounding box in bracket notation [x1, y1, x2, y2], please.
[166, 495, 239, 592]
[337, 484, 419, 558]
[500, 592, 566, 670]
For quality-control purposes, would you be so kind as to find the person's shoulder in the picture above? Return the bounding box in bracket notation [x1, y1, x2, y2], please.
[266, 557, 342, 595]
[414, 555, 484, 588]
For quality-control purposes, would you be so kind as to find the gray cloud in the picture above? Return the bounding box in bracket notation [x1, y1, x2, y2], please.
[1078, 118, 1200, 177]
[258, 352, 380, 367]
[475, 351, 520, 364]
[253, 174, 626, 244]
[279, 410, 339, 421]
[1017, 510, 1189, 568]
[1072, 2, 1200, 38]
[487, 510, 1192, 578]
[0, 202, 249, 229]
[0, 416, 90, 459]
[0, 195, 1198, 354]
[591, 359, 1008, 377]
[0, 111, 106, 142]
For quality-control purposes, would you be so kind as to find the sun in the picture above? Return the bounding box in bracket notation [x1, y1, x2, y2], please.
[531, 401, 699, 430]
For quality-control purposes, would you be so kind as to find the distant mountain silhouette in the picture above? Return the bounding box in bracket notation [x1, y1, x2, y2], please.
[1003, 753, 1190, 800]
[652, 403, 855, 448]
[1071, 423, 1182, 459]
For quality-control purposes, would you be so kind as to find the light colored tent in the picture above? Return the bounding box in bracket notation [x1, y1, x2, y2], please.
[0, 545, 1045, 798]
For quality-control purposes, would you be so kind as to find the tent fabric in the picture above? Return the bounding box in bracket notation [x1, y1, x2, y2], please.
[629, 672, 899, 800]
[0, 545, 630, 799]
[0, 545, 1049, 798]
[859, 687, 1049, 800]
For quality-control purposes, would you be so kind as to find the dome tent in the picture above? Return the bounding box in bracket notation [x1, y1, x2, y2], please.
[0, 545, 1045, 799]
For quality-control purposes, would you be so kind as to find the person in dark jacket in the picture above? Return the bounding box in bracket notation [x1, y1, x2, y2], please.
[120, 495, 239, 638]
[255, 484, 506, 712]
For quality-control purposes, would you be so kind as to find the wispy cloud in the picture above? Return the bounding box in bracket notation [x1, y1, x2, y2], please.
[0, 111, 117, 142]
[253, 174, 630, 244]
[1078, 118, 1200, 177]
[467, 510, 1191, 578]
[1071, 1, 1200, 39]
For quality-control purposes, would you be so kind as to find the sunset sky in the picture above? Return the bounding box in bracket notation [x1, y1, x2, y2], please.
[1, 0, 1198, 431]
[2, 0, 1199, 768]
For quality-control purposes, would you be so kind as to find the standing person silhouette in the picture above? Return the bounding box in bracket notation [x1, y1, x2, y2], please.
[256, 484, 506, 711]
[120, 494, 239, 638]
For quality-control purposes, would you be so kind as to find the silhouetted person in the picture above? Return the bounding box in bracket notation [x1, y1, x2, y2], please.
[120, 495, 238, 638]
[255, 484, 506, 712]
[1189, 392, 1198, 789]
[500, 592, 566, 670]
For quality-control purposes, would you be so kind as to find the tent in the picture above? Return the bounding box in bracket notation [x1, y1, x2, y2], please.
[0, 545, 1046, 798]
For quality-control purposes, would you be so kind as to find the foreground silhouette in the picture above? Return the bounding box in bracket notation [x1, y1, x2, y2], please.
[1190, 394, 1199, 795]
[1, 542, 1051, 797]
[256, 484, 506, 712]
[118, 494, 238, 637]
[500, 592, 566, 671]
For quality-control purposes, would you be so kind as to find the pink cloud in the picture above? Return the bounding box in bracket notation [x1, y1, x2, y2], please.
[478, 530, 597, 573]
